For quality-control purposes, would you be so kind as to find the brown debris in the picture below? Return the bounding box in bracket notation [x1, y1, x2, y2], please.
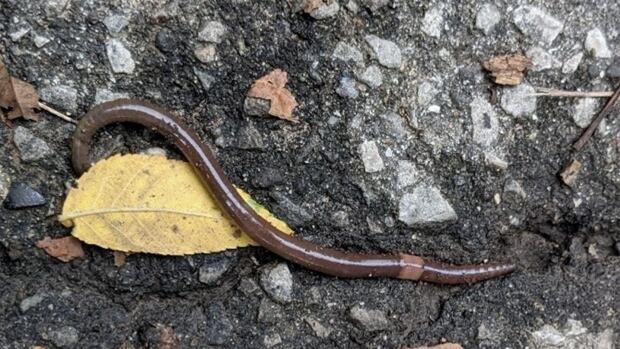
[113, 251, 128, 267]
[302, 0, 324, 13]
[35, 236, 85, 262]
[246, 69, 299, 122]
[0, 58, 40, 121]
[483, 54, 531, 86]
[573, 83, 620, 151]
[559, 159, 582, 187]
[156, 324, 177, 349]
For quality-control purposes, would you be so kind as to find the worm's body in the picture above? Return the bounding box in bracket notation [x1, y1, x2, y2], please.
[72, 99, 515, 284]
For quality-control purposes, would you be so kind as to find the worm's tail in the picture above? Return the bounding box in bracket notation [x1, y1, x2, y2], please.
[399, 254, 515, 284]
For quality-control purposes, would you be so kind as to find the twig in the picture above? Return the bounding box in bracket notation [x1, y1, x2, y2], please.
[573, 84, 620, 151]
[531, 88, 614, 98]
[38, 102, 77, 124]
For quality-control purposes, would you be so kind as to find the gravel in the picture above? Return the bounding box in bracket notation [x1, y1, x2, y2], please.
[106, 39, 135, 74]
[3, 182, 46, 209]
[198, 255, 233, 286]
[94, 88, 130, 105]
[421, 6, 443, 38]
[0, 165, 11, 204]
[309, 1, 340, 19]
[197, 21, 227, 44]
[336, 76, 359, 98]
[475, 4, 501, 35]
[356, 65, 383, 88]
[193, 44, 217, 63]
[260, 263, 293, 304]
[332, 41, 364, 65]
[48, 326, 79, 348]
[512, 6, 563, 47]
[500, 83, 537, 117]
[364, 35, 402, 69]
[13, 126, 52, 162]
[526, 46, 561, 71]
[398, 184, 458, 226]
[573, 98, 600, 128]
[348, 305, 389, 331]
[39, 84, 78, 113]
[103, 14, 129, 35]
[358, 140, 384, 173]
[584, 28, 613, 58]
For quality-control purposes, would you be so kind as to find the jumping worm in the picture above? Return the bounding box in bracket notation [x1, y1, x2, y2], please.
[72, 99, 515, 284]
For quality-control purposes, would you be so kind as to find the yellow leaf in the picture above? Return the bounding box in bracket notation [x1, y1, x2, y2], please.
[59, 154, 293, 255]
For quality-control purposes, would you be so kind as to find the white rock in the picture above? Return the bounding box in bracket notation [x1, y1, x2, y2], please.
[585, 28, 612, 58]
[356, 65, 383, 88]
[396, 160, 419, 188]
[310, 1, 340, 19]
[422, 6, 443, 38]
[573, 98, 600, 128]
[512, 6, 563, 47]
[103, 14, 129, 34]
[562, 51, 584, 74]
[500, 83, 537, 117]
[398, 184, 457, 226]
[364, 35, 402, 69]
[33, 34, 51, 48]
[194, 68, 216, 91]
[198, 21, 227, 44]
[194, 44, 217, 63]
[336, 77, 359, 98]
[476, 4, 501, 35]
[10, 27, 30, 42]
[526, 46, 561, 71]
[332, 41, 364, 64]
[417, 79, 440, 106]
[359, 140, 384, 173]
[94, 88, 130, 105]
[106, 39, 135, 74]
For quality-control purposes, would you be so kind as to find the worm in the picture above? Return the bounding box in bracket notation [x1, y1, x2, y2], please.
[72, 99, 515, 284]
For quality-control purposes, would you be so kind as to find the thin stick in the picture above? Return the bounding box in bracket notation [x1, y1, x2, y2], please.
[573, 84, 620, 151]
[531, 88, 614, 98]
[38, 102, 77, 124]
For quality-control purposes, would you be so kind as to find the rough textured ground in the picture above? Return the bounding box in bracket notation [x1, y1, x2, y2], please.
[0, 0, 619, 348]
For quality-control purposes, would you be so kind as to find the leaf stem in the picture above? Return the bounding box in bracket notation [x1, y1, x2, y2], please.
[38, 102, 77, 124]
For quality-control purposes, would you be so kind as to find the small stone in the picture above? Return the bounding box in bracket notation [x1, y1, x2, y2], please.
[49, 326, 79, 348]
[503, 179, 526, 202]
[345, 0, 359, 13]
[198, 21, 227, 44]
[526, 46, 561, 71]
[331, 210, 350, 228]
[4, 182, 46, 209]
[260, 263, 293, 304]
[562, 51, 584, 74]
[304, 317, 331, 338]
[271, 192, 313, 226]
[397, 160, 419, 188]
[155, 28, 178, 53]
[44, 0, 70, 17]
[398, 184, 457, 226]
[512, 6, 563, 47]
[365, 35, 402, 69]
[33, 34, 51, 48]
[476, 4, 501, 35]
[263, 333, 282, 348]
[417, 79, 440, 107]
[336, 77, 359, 98]
[103, 14, 129, 35]
[606, 58, 620, 78]
[204, 303, 233, 345]
[470, 95, 499, 148]
[529, 319, 615, 349]
[10, 27, 30, 42]
[143, 147, 167, 157]
[244, 97, 271, 116]
[358, 140, 384, 173]
[106, 39, 135, 74]
[39, 85, 78, 113]
[13, 126, 52, 162]
[422, 6, 443, 38]
[560, 159, 581, 187]
[0, 165, 11, 203]
[94, 88, 130, 105]
[194, 44, 217, 63]
[500, 83, 537, 117]
[348, 305, 389, 331]
[585, 28, 612, 58]
[194, 68, 216, 91]
[573, 98, 600, 128]
[381, 111, 409, 138]
[198, 256, 232, 286]
[19, 294, 45, 312]
[236, 123, 265, 150]
[257, 298, 284, 324]
[356, 65, 383, 88]
[252, 167, 284, 188]
[332, 41, 364, 64]
[238, 277, 261, 296]
[309, 1, 340, 19]
[485, 152, 508, 170]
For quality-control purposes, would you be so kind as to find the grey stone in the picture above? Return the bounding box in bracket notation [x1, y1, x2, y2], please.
[155, 28, 178, 53]
[360, 0, 390, 12]
[503, 179, 526, 201]
[485, 152, 508, 170]
[263, 333, 282, 348]
[194, 68, 216, 91]
[336, 77, 359, 98]
[512, 6, 563, 47]
[380, 111, 409, 138]
[331, 210, 350, 228]
[397, 160, 419, 188]
[470, 95, 499, 148]
[356, 65, 383, 88]
[238, 277, 261, 296]
[573, 98, 600, 128]
[10, 27, 30, 42]
[44, 0, 70, 17]
[585, 28, 612, 58]
[19, 294, 45, 312]
[49, 326, 79, 348]
[332, 42, 364, 64]
[33, 34, 51, 48]
[257, 298, 284, 324]
[194, 44, 217, 63]
[364, 35, 402, 69]
[606, 58, 620, 78]
[198, 21, 227, 44]
[417, 79, 441, 107]
[4, 182, 46, 209]
[106, 39, 135, 74]
[526, 46, 561, 71]
[345, 0, 360, 13]
[204, 303, 233, 345]
[271, 192, 313, 226]
[358, 140, 384, 173]
[244, 96, 271, 116]
[563, 51, 584, 74]
[398, 184, 457, 226]
[39, 85, 78, 113]
[236, 123, 265, 150]
[422, 6, 443, 38]
[13, 126, 52, 162]
[0, 165, 10, 203]
[500, 83, 537, 117]
[198, 256, 232, 286]
[476, 4, 501, 35]
[260, 263, 293, 304]
[348, 305, 389, 331]
[529, 319, 615, 349]
[310, 1, 340, 19]
[304, 317, 332, 338]
[94, 88, 129, 105]
[103, 14, 129, 34]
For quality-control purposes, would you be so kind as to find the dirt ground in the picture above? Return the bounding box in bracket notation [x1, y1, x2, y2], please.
[0, 0, 618, 348]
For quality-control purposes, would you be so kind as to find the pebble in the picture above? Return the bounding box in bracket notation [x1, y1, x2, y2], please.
[364, 35, 402, 69]
[512, 6, 563, 47]
[48, 326, 79, 348]
[19, 293, 45, 312]
[397, 160, 419, 188]
[304, 317, 332, 338]
[0, 165, 11, 203]
[345, 0, 359, 13]
[475, 4, 501, 35]
[381, 111, 409, 138]
[356, 65, 383, 88]
[331, 210, 350, 228]
[503, 179, 527, 202]
[198, 256, 233, 286]
[204, 303, 233, 345]
[271, 192, 313, 226]
[44, 0, 70, 17]
[309, 1, 340, 19]
[398, 184, 457, 226]
[585, 28, 612, 58]
[194, 44, 217, 63]
[236, 123, 265, 150]
[529, 319, 614, 349]
[606, 58, 620, 78]
[252, 167, 284, 188]
[9, 26, 30, 42]
[257, 298, 285, 324]
[332, 41, 364, 65]
[198, 21, 227, 44]
[263, 333, 282, 348]
[238, 277, 261, 296]
[417, 79, 440, 107]
[244, 96, 271, 116]
[500, 83, 537, 117]
[39, 84, 78, 113]
[33, 34, 51, 48]
[526, 46, 561, 71]
[13, 126, 52, 162]
[421, 6, 443, 38]
[573, 98, 600, 128]
[155, 28, 178, 53]
[194, 68, 216, 91]
[103, 14, 129, 35]
[358, 140, 384, 173]
[260, 263, 293, 304]
[4, 182, 46, 209]
[470, 95, 499, 148]
[94, 88, 130, 105]
[106, 39, 135, 74]
[562, 51, 584, 74]
[348, 305, 389, 331]
[485, 152, 509, 170]
[336, 77, 359, 99]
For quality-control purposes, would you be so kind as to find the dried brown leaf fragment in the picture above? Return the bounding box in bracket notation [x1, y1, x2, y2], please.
[246, 69, 299, 122]
[483, 53, 531, 86]
[35, 236, 85, 262]
[0, 58, 40, 121]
